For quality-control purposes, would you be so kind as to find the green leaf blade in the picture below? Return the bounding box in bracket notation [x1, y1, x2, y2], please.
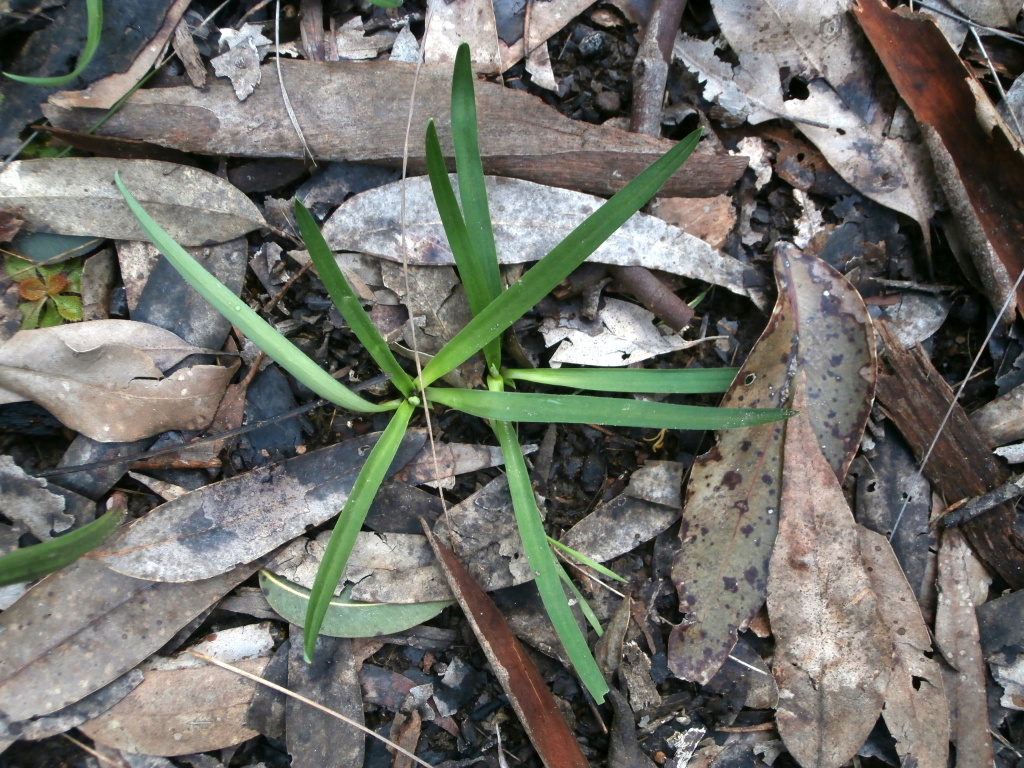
[115, 173, 388, 414]
[427, 388, 792, 430]
[0, 498, 124, 587]
[294, 199, 415, 396]
[303, 399, 416, 660]
[3, 0, 103, 86]
[419, 128, 704, 386]
[504, 367, 739, 394]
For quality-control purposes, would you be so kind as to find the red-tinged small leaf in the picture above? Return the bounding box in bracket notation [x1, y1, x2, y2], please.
[669, 245, 875, 685]
[420, 521, 592, 768]
[767, 385, 891, 768]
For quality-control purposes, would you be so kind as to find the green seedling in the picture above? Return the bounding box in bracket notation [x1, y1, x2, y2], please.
[3, 0, 103, 86]
[116, 43, 790, 702]
[4, 254, 83, 329]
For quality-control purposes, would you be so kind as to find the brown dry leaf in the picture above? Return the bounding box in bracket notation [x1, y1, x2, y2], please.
[0, 558, 262, 722]
[767, 390, 891, 768]
[654, 195, 736, 250]
[669, 244, 875, 685]
[393, 441, 516, 486]
[325, 176, 764, 306]
[423, 0, 502, 73]
[858, 527, 949, 768]
[421, 522, 592, 768]
[94, 430, 426, 582]
[78, 657, 270, 756]
[934, 527, 995, 768]
[674, 1, 935, 231]
[0, 159, 266, 246]
[0, 320, 232, 442]
[42, 60, 746, 199]
[854, 0, 1024, 321]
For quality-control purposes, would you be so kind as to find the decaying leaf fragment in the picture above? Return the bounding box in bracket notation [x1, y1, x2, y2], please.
[0, 320, 232, 442]
[767, 392, 891, 768]
[854, 0, 1024, 321]
[0, 159, 266, 245]
[669, 245, 875, 685]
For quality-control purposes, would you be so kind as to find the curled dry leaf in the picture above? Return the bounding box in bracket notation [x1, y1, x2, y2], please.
[0, 320, 232, 442]
[0, 558, 262, 722]
[669, 244, 875, 685]
[858, 527, 949, 768]
[323, 175, 765, 307]
[94, 430, 427, 582]
[767, 391, 891, 768]
[0, 159, 265, 245]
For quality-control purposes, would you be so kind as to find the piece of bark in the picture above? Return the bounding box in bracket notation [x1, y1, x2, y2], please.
[299, 0, 325, 62]
[854, 0, 1024, 321]
[420, 522, 592, 768]
[42, 60, 746, 199]
[172, 15, 207, 88]
[874, 319, 1024, 588]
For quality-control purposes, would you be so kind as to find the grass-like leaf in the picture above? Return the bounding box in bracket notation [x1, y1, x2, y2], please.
[0, 496, 124, 586]
[427, 387, 792, 430]
[504, 366, 738, 394]
[303, 399, 416, 661]
[492, 418, 610, 701]
[549, 537, 627, 584]
[116, 173, 389, 414]
[3, 0, 102, 86]
[260, 570, 451, 637]
[295, 199, 415, 396]
[558, 567, 604, 636]
[418, 128, 703, 387]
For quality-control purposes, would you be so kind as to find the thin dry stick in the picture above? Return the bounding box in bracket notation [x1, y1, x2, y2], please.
[61, 733, 124, 768]
[275, 0, 316, 165]
[969, 26, 1024, 141]
[397, 5, 454, 542]
[186, 650, 435, 768]
[889, 266, 1024, 540]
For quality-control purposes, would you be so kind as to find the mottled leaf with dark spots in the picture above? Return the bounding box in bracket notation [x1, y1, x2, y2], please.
[668, 245, 874, 685]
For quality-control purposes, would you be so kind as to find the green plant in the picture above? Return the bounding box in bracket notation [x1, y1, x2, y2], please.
[116, 44, 790, 702]
[3, 0, 103, 86]
[4, 254, 83, 329]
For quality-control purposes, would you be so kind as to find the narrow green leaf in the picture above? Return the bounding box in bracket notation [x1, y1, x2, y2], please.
[504, 367, 739, 394]
[260, 571, 450, 637]
[294, 199, 414, 396]
[418, 128, 703, 387]
[116, 173, 388, 414]
[0, 498, 124, 587]
[304, 399, 416, 661]
[558, 567, 604, 636]
[3, 0, 103, 86]
[549, 537, 627, 584]
[427, 387, 792, 430]
[493, 418, 609, 701]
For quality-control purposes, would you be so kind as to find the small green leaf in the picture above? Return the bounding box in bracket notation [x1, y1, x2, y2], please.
[260, 570, 450, 637]
[558, 567, 604, 636]
[3, 0, 103, 86]
[427, 387, 792, 430]
[116, 173, 389, 414]
[549, 537, 627, 583]
[0, 498, 124, 587]
[294, 199, 415, 396]
[418, 128, 703, 387]
[304, 399, 416, 660]
[504, 367, 739, 394]
[53, 294, 83, 322]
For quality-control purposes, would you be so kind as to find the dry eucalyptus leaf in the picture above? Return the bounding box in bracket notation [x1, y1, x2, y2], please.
[543, 298, 707, 368]
[859, 527, 949, 768]
[0, 159, 265, 245]
[423, 0, 502, 73]
[0, 454, 76, 540]
[0, 321, 232, 442]
[767, 395, 891, 768]
[669, 244, 876, 685]
[393, 441, 517, 486]
[324, 175, 764, 306]
[95, 430, 426, 582]
[0, 558, 262, 722]
[78, 657, 270, 756]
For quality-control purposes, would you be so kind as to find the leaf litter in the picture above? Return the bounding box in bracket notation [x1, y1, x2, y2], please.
[1, 1, 1023, 766]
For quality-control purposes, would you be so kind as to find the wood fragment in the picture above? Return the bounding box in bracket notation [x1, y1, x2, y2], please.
[874, 319, 1024, 587]
[41, 60, 747, 199]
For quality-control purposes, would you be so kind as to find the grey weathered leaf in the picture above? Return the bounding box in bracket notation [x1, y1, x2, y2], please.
[0, 159, 265, 245]
[94, 430, 427, 582]
[0, 558, 261, 722]
[0, 320, 232, 442]
[323, 175, 765, 306]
